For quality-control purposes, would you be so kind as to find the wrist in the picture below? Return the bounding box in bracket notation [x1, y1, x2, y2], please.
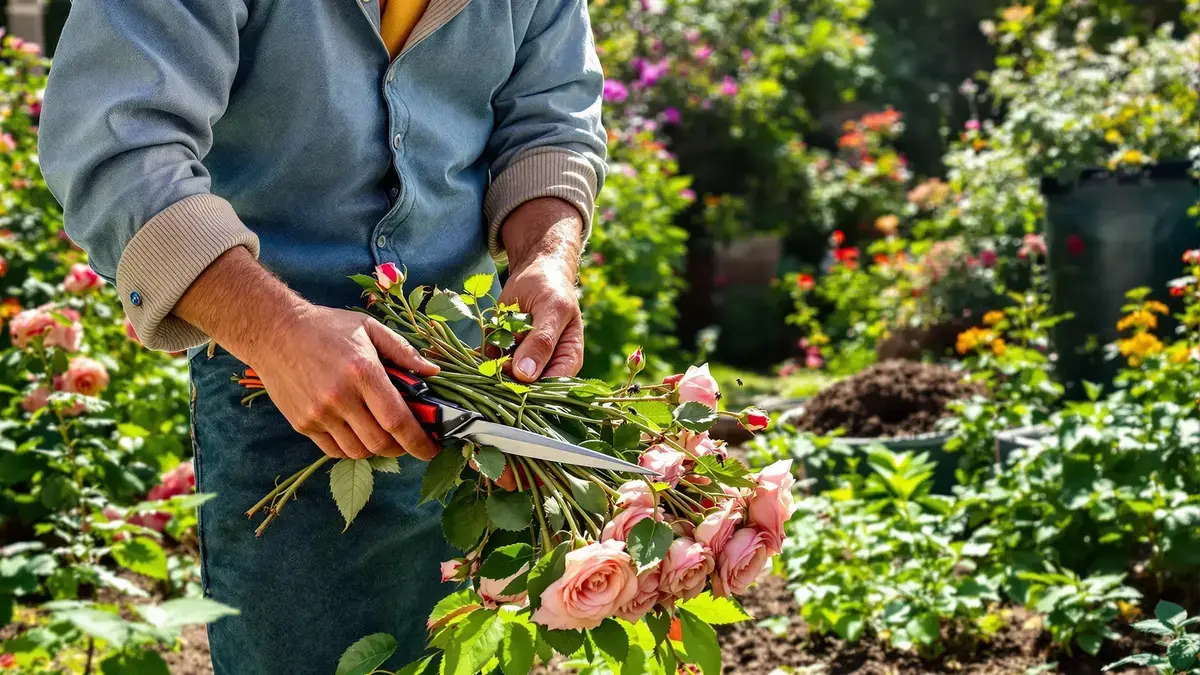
[501, 198, 584, 275]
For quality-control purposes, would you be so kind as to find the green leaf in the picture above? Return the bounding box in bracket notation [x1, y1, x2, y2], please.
[646, 611, 670, 646]
[426, 290, 473, 322]
[590, 619, 629, 662]
[502, 382, 531, 395]
[1132, 619, 1174, 637]
[834, 615, 865, 642]
[905, 613, 939, 646]
[100, 649, 170, 675]
[626, 519, 673, 573]
[463, 273, 495, 299]
[479, 358, 510, 378]
[541, 628, 584, 657]
[691, 456, 757, 490]
[543, 496, 565, 532]
[673, 402, 717, 433]
[475, 447, 507, 481]
[564, 474, 607, 514]
[1082, 380, 1102, 402]
[420, 448, 467, 505]
[500, 623, 535, 675]
[428, 589, 482, 629]
[55, 607, 132, 648]
[1077, 630, 1104, 656]
[111, 537, 168, 581]
[1168, 635, 1200, 670]
[487, 491, 533, 532]
[630, 401, 673, 427]
[677, 593, 752, 625]
[443, 610, 505, 675]
[1156, 600, 1188, 627]
[487, 330, 516, 351]
[1103, 654, 1161, 671]
[443, 487, 489, 550]
[396, 655, 437, 675]
[612, 424, 641, 451]
[368, 456, 401, 474]
[408, 286, 428, 310]
[350, 274, 381, 292]
[336, 634, 398, 675]
[330, 458, 374, 532]
[478, 543, 534, 581]
[527, 543, 569, 612]
[116, 424, 150, 438]
[678, 608, 721, 675]
[135, 598, 239, 630]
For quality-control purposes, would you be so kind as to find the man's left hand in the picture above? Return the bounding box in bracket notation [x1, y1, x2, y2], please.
[497, 198, 585, 382]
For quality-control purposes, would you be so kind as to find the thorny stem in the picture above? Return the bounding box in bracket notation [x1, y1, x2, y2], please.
[254, 456, 331, 537]
[245, 470, 303, 518]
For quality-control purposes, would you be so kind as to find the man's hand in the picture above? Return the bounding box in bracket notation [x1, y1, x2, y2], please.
[499, 198, 586, 382]
[175, 248, 442, 461]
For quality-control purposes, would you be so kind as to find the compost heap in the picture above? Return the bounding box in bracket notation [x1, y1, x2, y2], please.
[794, 360, 984, 437]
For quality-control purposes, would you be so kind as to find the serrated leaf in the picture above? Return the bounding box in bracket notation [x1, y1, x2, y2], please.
[678, 608, 721, 675]
[100, 650, 170, 675]
[369, 456, 401, 474]
[527, 543, 569, 612]
[1156, 600, 1188, 627]
[420, 448, 468, 505]
[564, 474, 607, 513]
[543, 496, 565, 531]
[630, 401, 673, 426]
[331, 459, 374, 532]
[677, 593, 752, 625]
[54, 607, 132, 648]
[428, 589, 482, 630]
[350, 274, 381, 292]
[627, 519, 673, 573]
[336, 633, 398, 675]
[1168, 635, 1200, 670]
[487, 491, 533, 532]
[646, 611, 670, 646]
[673, 402, 717, 433]
[691, 455, 757, 489]
[475, 447, 507, 481]
[111, 537, 168, 581]
[1132, 619, 1174, 637]
[408, 286, 429, 310]
[443, 487, 489, 550]
[135, 598, 239, 630]
[396, 655, 437, 675]
[478, 544, 534, 581]
[500, 622, 535, 675]
[542, 628, 585, 657]
[480, 358, 510, 377]
[502, 382, 531, 395]
[487, 330, 516, 351]
[463, 273, 495, 299]
[426, 290, 473, 322]
[443, 610, 505, 675]
[1103, 653, 1162, 671]
[590, 619, 629, 662]
[612, 424, 642, 451]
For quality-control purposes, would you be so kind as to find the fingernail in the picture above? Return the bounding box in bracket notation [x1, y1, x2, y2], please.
[517, 358, 537, 377]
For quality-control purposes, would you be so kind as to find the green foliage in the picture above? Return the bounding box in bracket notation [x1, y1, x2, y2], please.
[1107, 600, 1200, 673]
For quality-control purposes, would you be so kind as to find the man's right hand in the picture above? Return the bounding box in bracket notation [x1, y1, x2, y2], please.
[174, 247, 442, 461]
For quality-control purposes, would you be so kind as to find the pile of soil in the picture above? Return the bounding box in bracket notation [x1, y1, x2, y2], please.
[793, 360, 984, 438]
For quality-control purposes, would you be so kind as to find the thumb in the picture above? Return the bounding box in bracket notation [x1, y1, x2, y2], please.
[366, 320, 439, 376]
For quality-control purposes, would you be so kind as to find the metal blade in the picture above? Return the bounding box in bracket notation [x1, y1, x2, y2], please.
[453, 420, 656, 476]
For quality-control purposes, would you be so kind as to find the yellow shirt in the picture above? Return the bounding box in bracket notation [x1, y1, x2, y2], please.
[379, 0, 431, 57]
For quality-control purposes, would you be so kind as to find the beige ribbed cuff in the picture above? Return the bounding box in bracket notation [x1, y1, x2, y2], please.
[116, 194, 260, 352]
[484, 147, 597, 264]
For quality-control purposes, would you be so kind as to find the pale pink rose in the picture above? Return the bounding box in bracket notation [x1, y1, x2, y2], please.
[615, 566, 662, 622]
[63, 263, 104, 293]
[615, 480, 655, 509]
[669, 519, 695, 539]
[478, 564, 529, 609]
[694, 500, 743, 559]
[639, 445, 686, 487]
[676, 364, 719, 410]
[9, 308, 56, 348]
[61, 357, 109, 397]
[440, 559, 464, 582]
[747, 460, 795, 554]
[147, 461, 195, 501]
[659, 537, 714, 601]
[683, 431, 725, 459]
[21, 386, 50, 413]
[41, 308, 82, 352]
[530, 540, 639, 631]
[374, 262, 403, 291]
[601, 505, 664, 543]
[713, 527, 771, 597]
[128, 511, 171, 532]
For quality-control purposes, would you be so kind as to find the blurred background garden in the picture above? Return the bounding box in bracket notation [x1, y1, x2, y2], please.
[1, 0, 1199, 672]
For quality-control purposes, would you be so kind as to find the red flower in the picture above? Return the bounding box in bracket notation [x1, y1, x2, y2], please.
[1065, 234, 1085, 257]
[0, 652, 15, 668]
[873, 253, 889, 266]
[1171, 286, 1187, 298]
[831, 230, 845, 246]
[834, 247, 859, 269]
[796, 273, 815, 291]
[1183, 249, 1200, 265]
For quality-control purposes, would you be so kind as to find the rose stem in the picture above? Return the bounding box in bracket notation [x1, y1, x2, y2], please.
[524, 458, 583, 539]
[520, 457, 554, 545]
[254, 456, 330, 537]
[245, 469, 304, 518]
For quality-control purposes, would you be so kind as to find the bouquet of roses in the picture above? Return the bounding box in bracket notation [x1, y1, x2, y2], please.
[240, 265, 793, 675]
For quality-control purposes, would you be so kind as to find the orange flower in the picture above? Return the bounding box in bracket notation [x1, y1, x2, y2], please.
[1001, 5, 1033, 23]
[703, 195, 722, 208]
[873, 253, 890, 266]
[838, 131, 865, 150]
[875, 214, 900, 236]
[861, 109, 902, 132]
[0, 297, 20, 320]
[983, 311, 1005, 326]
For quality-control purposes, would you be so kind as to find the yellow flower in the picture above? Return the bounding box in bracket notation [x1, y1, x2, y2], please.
[1118, 600, 1142, 622]
[1001, 5, 1033, 23]
[956, 327, 997, 355]
[1117, 310, 1157, 332]
[992, 338, 1007, 356]
[983, 311, 1005, 326]
[1145, 301, 1170, 315]
[1121, 149, 1146, 164]
[1168, 344, 1190, 364]
[1105, 129, 1124, 144]
[1117, 332, 1164, 364]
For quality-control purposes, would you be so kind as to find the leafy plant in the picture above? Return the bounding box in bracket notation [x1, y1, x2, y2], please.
[1106, 600, 1200, 673]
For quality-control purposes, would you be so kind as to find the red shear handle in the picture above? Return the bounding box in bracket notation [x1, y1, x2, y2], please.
[384, 366, 445, 441]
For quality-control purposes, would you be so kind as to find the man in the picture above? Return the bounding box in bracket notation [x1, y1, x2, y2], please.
[38, 0, 605, 671]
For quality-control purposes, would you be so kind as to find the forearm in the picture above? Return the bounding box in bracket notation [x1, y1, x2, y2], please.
[174, 247, 308, 363]
[501, 197, 584, 276]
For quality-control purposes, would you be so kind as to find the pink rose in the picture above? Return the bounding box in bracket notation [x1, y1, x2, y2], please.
[601, 505, 664, 543]
[658, 538, 714, 602]
[615, 480, 655, 509]
[63, 263, 104, 294]
[9, 308, 56, 348]
[61, 357, 109, 397]
[374, 262, 403, 291]
[615, 566, 662, 622]
[21, 386, 50, 413]
[676, 364, 719, 410]
[669, 518, 695, 539]
[148, 461, 195, 501]
[440, 559, 464, 582]
[683, 431, 725, 459]
[713, 527, 771, 597]
[129, 511, 171, 532]
[626, 347, 645, 374]
[531, 540, 639, 631]
[478, 564, 529, 609]
[694, 500, 743, 559]
[45, 310, 83, 352]
[747, 460, 794, 554]
[639, 445, 686, 487]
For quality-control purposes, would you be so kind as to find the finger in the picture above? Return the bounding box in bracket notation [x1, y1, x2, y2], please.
[361, 368, 441, 461]
[512, 297, 570, 382]
[542, 313, 584, 378]
[366, 320, 439, 376]
[329, 422, 372, 460]
[345, 402, 403, 457]
[309, 432, 347, 459]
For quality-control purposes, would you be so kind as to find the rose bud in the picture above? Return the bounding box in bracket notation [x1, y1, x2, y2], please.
[739, 407, 770, 432]
[626, 347, 645, 376]
[440, 558, 467, 583]
[662, 373, 684, 388]
[374, 262, 403, 291]
[63, 263, 104, 294]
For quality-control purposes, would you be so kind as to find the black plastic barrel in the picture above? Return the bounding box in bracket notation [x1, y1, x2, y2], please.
[1041, 161, 1200, 395]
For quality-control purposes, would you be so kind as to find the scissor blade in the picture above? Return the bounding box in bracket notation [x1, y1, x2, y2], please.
[454, 420, 656, 476]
